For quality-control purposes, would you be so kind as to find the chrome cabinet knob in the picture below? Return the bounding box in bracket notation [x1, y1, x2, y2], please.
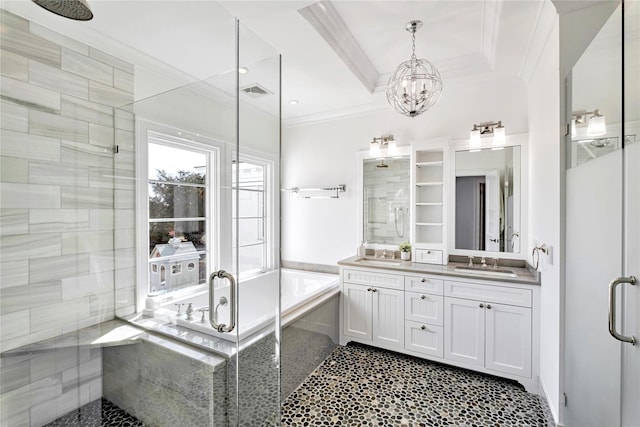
[421, 295, 426, 300]
[487, 304, 492, 309]
[421, 278, 426, 283]
[372, 288, 378, 292]
[421, 325, 426, 330]
[479, 303, 484, 308]
[367, 288, 372, 292]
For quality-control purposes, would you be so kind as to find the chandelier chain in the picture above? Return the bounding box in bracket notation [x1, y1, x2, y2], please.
[411, 32, 416, 60]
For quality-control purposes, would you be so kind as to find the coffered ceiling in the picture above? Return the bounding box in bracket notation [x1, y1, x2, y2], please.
[3, 0, 550, 126]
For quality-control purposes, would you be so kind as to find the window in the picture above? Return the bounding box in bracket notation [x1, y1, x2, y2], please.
[145, 135, 213, 295]
[233, 159, 268, 276]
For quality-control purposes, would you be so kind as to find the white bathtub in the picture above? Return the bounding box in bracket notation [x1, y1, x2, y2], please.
[152, 269, 339, 341]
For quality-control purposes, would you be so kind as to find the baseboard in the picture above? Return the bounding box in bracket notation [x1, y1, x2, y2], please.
[537, 376, 561, 427]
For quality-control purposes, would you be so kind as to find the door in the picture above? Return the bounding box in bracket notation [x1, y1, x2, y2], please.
[372, 287, 405, 349]
[485, 303, 531, 377]
[444, 297, 485, 367]
[343, 283, 373, 340]
[564, 2, 639, 426]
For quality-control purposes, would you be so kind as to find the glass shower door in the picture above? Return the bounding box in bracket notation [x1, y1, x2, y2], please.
[564, 1, 639, 425]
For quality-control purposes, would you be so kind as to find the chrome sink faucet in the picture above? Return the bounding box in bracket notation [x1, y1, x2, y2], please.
[481, 257, 487, 268]
[468, 256, 474, 267]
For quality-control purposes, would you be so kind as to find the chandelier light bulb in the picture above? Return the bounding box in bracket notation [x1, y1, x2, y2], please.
[469, 129, 481, 148]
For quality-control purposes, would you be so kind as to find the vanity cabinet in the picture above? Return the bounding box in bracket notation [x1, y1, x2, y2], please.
[403, 274, 444, 357]
[444, 280, 532, 377]
[342, 271, 404, 351]
[339, 265, 539, 392]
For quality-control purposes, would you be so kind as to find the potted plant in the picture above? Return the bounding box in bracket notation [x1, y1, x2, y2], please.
[399, 241, 412, 261]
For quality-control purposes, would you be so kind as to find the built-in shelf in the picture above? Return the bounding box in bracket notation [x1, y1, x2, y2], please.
[416, 161, 444, 167]
[416, 182, 443, 187]
[413, 144, 447, 263]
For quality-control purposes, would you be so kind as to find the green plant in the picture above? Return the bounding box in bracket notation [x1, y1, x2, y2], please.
[399, 241, 412, 252]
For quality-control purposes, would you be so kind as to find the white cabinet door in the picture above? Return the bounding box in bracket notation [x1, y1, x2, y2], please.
[485, 303, 532, 377]
[405, 320, 443, 358]
[405, 292, 443, 326]
[372, 288, 404, 350]
[444, 297, 485, 367]
[343, 283, 372, 341]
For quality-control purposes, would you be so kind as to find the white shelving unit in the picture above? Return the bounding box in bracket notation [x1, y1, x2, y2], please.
[412, 139, 449, 264]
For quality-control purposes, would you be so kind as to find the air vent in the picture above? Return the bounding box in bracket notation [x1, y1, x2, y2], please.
[240, 83, 273, 97]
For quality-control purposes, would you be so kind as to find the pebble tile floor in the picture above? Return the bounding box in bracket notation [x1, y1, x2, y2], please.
[280, 342, 547, 426]
[44, 399, 144, 427]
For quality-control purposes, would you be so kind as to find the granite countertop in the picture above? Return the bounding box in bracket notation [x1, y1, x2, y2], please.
[337, 256, 540, 285]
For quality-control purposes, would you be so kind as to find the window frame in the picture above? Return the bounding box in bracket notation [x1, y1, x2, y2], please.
[136, 120, 224, 309]
[233, 154, 274, 278]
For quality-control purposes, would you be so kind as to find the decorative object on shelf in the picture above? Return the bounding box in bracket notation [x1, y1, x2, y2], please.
[571, 109, 606, 137]
[469, 121, 506, 149]
[386, 20, 442, 118]
[399, 241, 412, 261]
[284, 184, 346, 199]
[369, 135, 397, 156]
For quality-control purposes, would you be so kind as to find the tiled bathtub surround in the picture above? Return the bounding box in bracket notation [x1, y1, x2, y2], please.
[281, 342, 546, 426]
[0, 8, 135, 425]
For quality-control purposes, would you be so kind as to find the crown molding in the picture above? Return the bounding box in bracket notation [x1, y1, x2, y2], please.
[481, 0, 503, 71]
[519, 1, 557, 86]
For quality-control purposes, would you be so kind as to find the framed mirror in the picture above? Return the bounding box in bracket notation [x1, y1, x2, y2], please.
[361, 156, 411, 245]
[451, 141, 525, 256]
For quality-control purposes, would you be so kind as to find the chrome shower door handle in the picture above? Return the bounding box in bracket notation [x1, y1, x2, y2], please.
[208, 270, 236, 333]
[608, 276, 636, 345]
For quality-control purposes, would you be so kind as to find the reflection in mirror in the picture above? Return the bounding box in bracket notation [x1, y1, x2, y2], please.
[455, 146, 520, 253]
[363, 156, 410, 245]
[569, 4, 623, 168]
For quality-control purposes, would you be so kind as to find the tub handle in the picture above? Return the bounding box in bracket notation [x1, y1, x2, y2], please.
[208, 270, 236, 333]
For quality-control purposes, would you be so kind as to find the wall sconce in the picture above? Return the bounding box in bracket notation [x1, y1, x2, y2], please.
[572, 109, 606, 137]
[469, 121, 505, 149]
[369, 135, 397, 156]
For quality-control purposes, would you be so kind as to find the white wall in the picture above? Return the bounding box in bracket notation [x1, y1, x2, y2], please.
[526, 7, 562, 422]
[282, 76, 529, 266]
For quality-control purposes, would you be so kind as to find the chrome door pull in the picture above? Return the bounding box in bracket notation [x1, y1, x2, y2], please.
[608, 276, 636, 344]
[209, 270, 236, 333]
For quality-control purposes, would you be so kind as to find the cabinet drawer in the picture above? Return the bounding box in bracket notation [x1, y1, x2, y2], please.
[414, 249, 443, 265]
[405, 292, 443, 326]
[405, 275, 444, 294]
[342, 269, 403, 290]
[444, 281, 532, 308]
[405, 320, 443, 358]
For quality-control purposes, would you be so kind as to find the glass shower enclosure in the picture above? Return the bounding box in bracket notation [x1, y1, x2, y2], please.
[0, 1, 281, 425]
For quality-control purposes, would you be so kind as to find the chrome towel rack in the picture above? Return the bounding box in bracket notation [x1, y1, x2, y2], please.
[284, 184, 346, 199]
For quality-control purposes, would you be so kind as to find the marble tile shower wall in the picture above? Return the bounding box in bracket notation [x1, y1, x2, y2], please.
[0, 9, 136, 425]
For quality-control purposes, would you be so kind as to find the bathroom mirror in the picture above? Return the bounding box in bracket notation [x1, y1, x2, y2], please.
[362, 156, 411, 245]
[454, 146, 521, 253]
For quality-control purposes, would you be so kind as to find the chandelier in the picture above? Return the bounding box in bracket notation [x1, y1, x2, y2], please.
[386, 20, 442, 118]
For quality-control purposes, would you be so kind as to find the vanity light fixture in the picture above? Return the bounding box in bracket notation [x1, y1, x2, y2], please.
[369, 135, 397, 157]
[386, 20, 443, 118]
[572, 109, 606, 138]
[469, 121, 506, 149]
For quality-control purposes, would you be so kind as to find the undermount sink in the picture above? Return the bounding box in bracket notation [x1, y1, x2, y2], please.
[354, 258, 403, 267]
[454, 266, 518, 278]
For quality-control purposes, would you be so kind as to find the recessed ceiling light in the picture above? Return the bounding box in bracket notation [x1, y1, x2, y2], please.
[289, 99, 299, 105]
[238, 67, 249, 74]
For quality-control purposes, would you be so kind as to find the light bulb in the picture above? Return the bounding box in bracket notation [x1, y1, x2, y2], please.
[386, 138, 398, 155]
[493, 125, 505, 146]
[587, 113, 606, 137]
[469, 129, 481, 148]
[369, 140, 381, 157]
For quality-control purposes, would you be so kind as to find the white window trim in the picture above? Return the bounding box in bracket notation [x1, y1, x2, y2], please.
[233, 149, 278, 280]
[135, 119, 227, 311]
